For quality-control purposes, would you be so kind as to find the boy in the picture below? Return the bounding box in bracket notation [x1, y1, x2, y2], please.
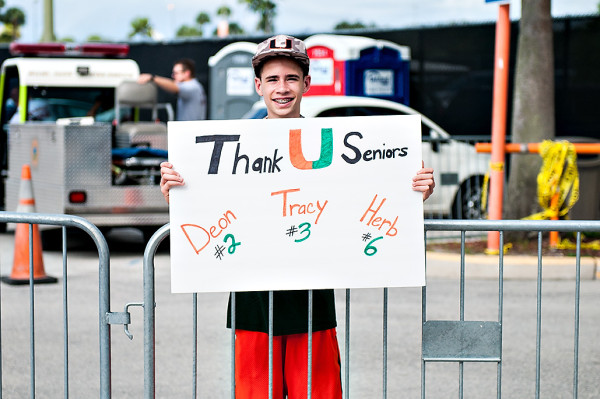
[160, 35, 435, 398]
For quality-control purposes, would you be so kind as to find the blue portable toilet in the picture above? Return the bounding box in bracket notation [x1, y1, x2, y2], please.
[345, 40, 411, 105]
[208, 41, 259, 120]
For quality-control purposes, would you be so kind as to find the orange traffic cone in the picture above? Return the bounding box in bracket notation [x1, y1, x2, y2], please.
[1, 165, 57, 285]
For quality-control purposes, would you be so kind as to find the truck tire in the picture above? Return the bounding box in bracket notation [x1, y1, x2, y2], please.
[452, 177, 486, 220]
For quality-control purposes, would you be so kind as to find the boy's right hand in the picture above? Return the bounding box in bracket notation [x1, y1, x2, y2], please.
[160, 161, 184, 204]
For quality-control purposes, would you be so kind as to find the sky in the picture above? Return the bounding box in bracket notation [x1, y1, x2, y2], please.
[7, 0, 600, 43]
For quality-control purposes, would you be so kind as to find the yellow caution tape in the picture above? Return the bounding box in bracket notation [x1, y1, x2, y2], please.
[481, 171, 490, 218]
[555, 238, 600, 251]
[484, 243, 513, 255]
[523, 140, 580, 221]
[490, 162, 504, 172]
[481, 161, 503, 219]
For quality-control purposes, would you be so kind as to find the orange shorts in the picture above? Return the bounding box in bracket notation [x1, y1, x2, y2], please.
[235, 328, 342, 399]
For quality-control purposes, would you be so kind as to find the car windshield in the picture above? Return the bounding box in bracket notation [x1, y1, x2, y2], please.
[26, 87, 115, 122]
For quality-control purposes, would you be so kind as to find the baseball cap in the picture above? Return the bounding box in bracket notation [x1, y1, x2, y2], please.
[252, 34, 310, 75]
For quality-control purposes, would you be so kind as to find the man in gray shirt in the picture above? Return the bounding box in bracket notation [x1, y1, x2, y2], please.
[138, 58, 207, 121]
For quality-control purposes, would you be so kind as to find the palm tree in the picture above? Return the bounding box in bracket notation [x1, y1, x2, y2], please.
[228, 22, 245, 35]
[196, 12, 211, 26]
[239, 0, 276, 34]
[129, 17, 153, 38]
[1, 7, 26, 41]
[215, 6, 232, 37]
[216, 6, 231, 18]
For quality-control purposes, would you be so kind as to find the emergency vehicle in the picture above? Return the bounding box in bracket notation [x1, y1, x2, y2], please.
[0, 43, 170, 239]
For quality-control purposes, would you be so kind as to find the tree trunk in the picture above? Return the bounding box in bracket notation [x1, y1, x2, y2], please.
[504, 0, 555, 222]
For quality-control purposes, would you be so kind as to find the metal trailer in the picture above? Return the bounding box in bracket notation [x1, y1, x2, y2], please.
[5, 122, 168, 232]
[0, 44, 169, 235]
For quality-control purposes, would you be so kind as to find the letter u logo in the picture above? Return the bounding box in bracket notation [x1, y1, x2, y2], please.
[289, 128, 333, 170]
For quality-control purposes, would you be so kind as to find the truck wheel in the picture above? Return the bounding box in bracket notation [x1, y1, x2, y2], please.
[452, 177, 486, 219]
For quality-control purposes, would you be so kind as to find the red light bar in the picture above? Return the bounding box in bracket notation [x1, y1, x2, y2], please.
[9, 42, 129, 58]
[9, 43, 66, 56]
[76, 43, 130, 57]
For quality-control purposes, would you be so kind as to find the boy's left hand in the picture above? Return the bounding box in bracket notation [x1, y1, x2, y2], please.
[413, 161, 435, 201]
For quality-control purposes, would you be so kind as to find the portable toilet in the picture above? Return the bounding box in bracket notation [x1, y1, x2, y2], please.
[208, 41, 259, 120]
[345, 39, 411, 105]
[304, 34, 376, 97]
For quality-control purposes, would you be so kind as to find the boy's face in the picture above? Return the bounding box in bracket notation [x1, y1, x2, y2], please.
[254, 57, 311, 119]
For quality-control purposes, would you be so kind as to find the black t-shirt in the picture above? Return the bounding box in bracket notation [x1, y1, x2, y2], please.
[227, 289, 337, 336]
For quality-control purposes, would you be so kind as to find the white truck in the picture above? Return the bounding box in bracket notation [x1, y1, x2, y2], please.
[0, 43, 170, 239]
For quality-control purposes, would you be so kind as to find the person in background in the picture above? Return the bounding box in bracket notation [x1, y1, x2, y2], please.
[138, 58, 207, 121]
[159, 35, 435, 399]
[5, 87, 19, 121]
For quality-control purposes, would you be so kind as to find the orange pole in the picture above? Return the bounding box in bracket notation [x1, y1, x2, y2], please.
[475, 142, 600, 154]
[486, 3, 511, 254]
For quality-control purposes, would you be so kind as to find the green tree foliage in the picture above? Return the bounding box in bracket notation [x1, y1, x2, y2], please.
[0, 6, 26, 42]
[217, 6, 232, 18]
[177, 25, 203, 37]
[129, 17, 153, 38]
[228, 22, 245, 35]
[180, 6, 246, 38]
[239, 0, 276, 33]
[334, 21, 375, 31]
[214, 5, 245, 36]
[212, 22, 246, 36]
[87, 34, 107, 42]
[176, 11, 211, 38]
[196, 12, 211, 26]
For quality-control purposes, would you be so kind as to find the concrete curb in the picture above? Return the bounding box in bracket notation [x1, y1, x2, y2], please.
[426, 252, 599, 280]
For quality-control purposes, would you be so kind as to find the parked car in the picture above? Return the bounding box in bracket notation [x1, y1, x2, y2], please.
[243, 95, 490, 219]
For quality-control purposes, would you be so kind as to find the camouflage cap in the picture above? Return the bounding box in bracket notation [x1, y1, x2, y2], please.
[252, 34, 310, 73]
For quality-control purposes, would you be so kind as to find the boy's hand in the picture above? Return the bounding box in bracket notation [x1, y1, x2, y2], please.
[159, 162, 185, 204]
[412, 161, 435, 201]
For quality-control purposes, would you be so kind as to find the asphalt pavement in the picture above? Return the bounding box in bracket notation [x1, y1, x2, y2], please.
[1, 228, 599, 398]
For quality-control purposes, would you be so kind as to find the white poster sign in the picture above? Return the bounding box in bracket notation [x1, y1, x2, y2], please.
[168, 115, 425, 293]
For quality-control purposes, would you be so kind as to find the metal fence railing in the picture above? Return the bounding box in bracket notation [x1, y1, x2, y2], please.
[0, 212, 111, 399]
[2, 215, 598, 397]
[141, 219, 600, 398]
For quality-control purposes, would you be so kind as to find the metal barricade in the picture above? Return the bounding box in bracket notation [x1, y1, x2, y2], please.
[0, 212, 111, 398]
[141, 219, 600, 398]
[423, 219, 599, 399]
